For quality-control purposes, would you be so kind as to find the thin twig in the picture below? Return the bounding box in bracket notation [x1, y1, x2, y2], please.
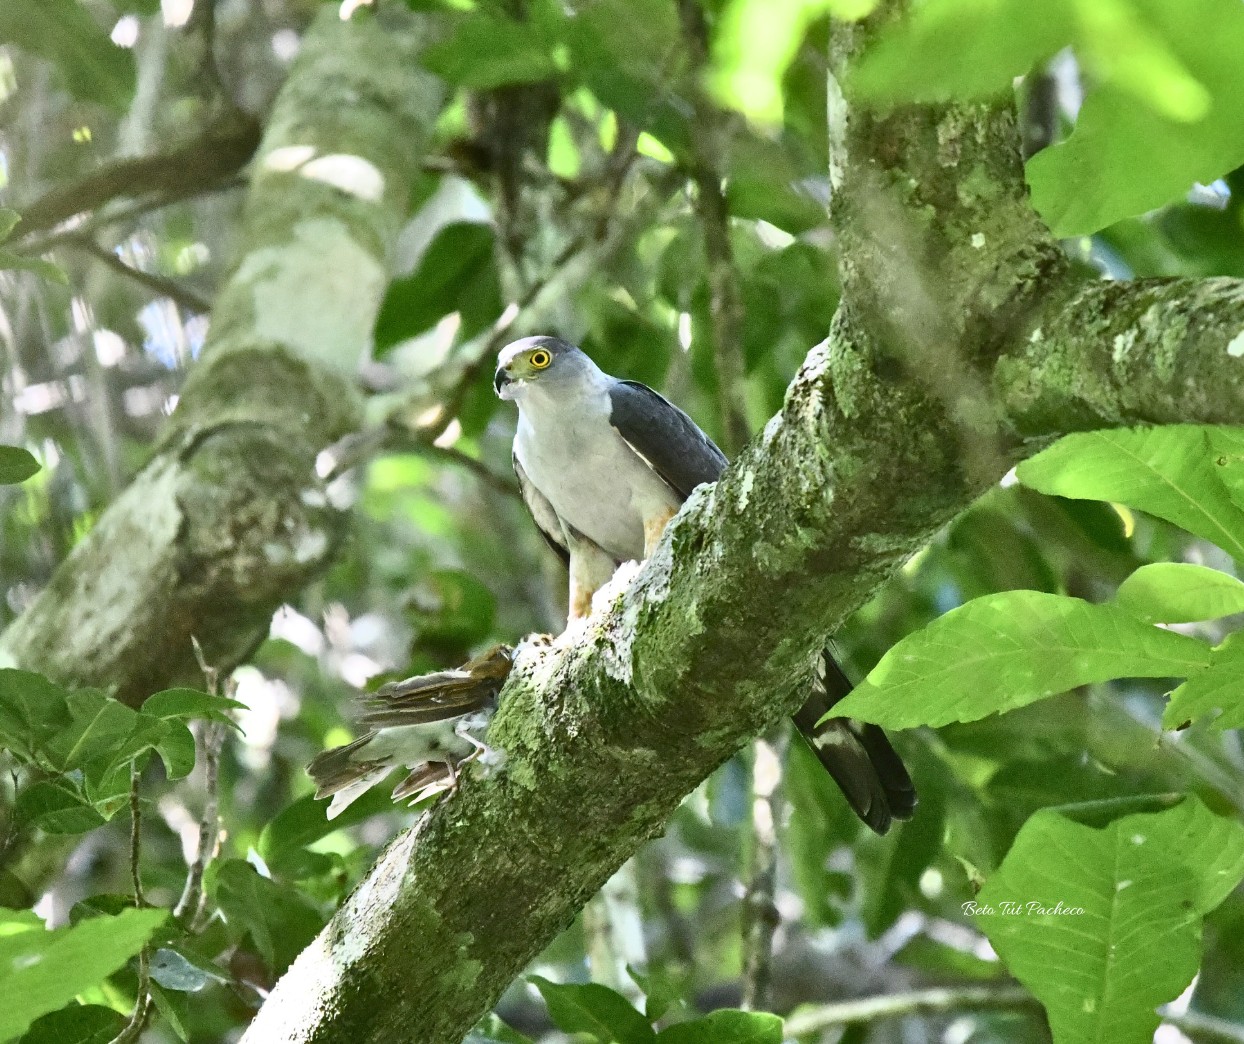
[740, 733, 787, 1011]
[108, 764, 152, 1044]
[65, 235, 212, 313]
[174, 721, 225, 928]
[783, 985, 1244, 1043]
[128, 762, 145, 908]
[417, 443, 520, 498]
[174, 638, 229, 929]
[16, 177, 246, 257]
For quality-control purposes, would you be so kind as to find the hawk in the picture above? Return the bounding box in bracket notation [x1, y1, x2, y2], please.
[495, 336, 915, 833]
[310, 336, 916, 833]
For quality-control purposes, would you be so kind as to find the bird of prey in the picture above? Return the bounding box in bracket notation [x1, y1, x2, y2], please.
[495, 335, 916, 833]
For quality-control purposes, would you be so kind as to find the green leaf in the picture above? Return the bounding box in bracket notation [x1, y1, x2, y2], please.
[0, 446, 41, 485]
[470, 1013, 536, 1044]
[152, 721, 197, 780]
[1115, 562, 1244, 623]
[554, 0, 692, 159]
[213, 860, 324, 974]
[1017, 427, 1244, 560]
[0, 208, 20, 241]
[374, 222, 502, 351]
[0, 669, 72, 762]
[0, 906, 167, 1041]
[149, 946, 228, 992]
[974, 797, 1244, 1044]
[1164, 631, 1244, 730]
[655, 1010, 783, 1043]
[141, 687, 244, 730]
[42, 690, 168, 789]
[0, 249, 69, 284]
[424, 13, 560, 89]
[16, 779, 107, 835]
[849, 0, 1244, 234]
[529, 976, 656, 1044]
[0, 0, 135, 111]
[827, 591, 1212, 729]
[627, 965, 687, 1024]
[18, 1003, 126, 1044]
[850, 0, 1070, 105]
[709, 0, 878, 124]
[257, 792, 387, 878]
[1028, 0, 1244, 235]
[1210, 426, 1244, 513]
[146, 981, 190, 1043]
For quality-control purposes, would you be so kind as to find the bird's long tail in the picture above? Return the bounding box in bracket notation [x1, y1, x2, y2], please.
[791, 648, 917, 835]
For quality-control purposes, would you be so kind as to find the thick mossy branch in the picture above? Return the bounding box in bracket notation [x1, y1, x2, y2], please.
[242, 12, 1244, 1044]
[1001, 277, 1244, 434]
[0, 10, 442, 701]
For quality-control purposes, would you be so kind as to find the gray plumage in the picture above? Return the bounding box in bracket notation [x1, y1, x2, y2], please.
[607, 379, 728, 498]
[496, 336, 916, 834]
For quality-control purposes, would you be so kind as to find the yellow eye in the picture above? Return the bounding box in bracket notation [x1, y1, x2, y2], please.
[529, 349, 552, 369]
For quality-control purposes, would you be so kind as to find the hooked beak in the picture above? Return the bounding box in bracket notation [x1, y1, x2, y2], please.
[494, 366, 514, 399]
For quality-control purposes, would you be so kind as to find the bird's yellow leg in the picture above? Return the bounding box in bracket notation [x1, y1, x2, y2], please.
[643, 507, 677, 558]
[569, 570, 596, 621]
[568, 538, 620, 621]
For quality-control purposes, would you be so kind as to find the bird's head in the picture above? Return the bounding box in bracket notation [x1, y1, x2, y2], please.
[494, 336, 584, 400]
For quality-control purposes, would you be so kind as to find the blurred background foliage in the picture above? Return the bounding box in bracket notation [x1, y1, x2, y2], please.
[1, 0, 1244, 1041]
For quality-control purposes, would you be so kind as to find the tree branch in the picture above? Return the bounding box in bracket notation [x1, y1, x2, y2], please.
[13, 114, 260, 240]
[60, 234, 213, 314]
[237, 9, 1244, 1043]
[784, 984, 1244, 1044]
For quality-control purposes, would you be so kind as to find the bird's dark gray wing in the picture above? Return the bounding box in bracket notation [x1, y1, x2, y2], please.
[513, 453, 570, 566]
[607, 379, 728, 502]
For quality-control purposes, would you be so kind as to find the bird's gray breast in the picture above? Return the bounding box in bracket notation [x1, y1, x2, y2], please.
[514, 381, 679, 562]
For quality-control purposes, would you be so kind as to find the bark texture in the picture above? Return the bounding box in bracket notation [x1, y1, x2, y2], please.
[0, 9, 441, 703]
[240, 13, 1244, 1044]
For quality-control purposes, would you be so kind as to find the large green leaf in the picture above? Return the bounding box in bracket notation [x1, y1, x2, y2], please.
[0, 0, 135, 111]
[423, 13, 560, 89]
[1115, 562, 1244, 623]
[141, 687, 244, 732]
[1163, 631, 1244, 730]
[0, 446, 40, 485]
[0, 906, 167, 1041]
[850, 0, 1069, 104]
[16, 779, 107, 835]
[529, 976, 656, 1044]
[975, 797, 1244, 1044]
[212, 860, 324, 974]
[1017, 427, 1244, 560]
[826, 591, 1211, 729]
[849, 0, 1244, 235]
[655, 1010, 783, 1043]
[374, 222, 502, 351]
[1028, 0, 1244, 235]
[709, 0, 877, 124]
[18, 1003, 126, 1044]
[0, 669, 72, 762]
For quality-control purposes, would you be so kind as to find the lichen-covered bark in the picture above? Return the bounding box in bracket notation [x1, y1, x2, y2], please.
[241, 11, 1244, 1044]
[0, 9, 442, 702]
